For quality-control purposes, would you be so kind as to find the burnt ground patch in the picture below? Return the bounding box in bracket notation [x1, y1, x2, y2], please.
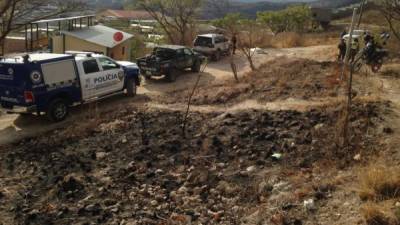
[0, 100, 388, 225]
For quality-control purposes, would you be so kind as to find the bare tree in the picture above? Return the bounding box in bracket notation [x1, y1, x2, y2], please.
[181, 61, 208, 137]
[379, 0, 400, 41]
[237, 19, 265, 71]
[136, 0, 203, 45]
[0, 0, 84, 50]
[213, 13, 242, 82]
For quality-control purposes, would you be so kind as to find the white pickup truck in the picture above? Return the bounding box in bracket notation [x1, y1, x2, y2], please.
[0, 52, 140, 122]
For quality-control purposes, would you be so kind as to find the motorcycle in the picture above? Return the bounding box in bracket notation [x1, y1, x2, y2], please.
[353, 46, 388, 73]
[353, 32, 390, 73]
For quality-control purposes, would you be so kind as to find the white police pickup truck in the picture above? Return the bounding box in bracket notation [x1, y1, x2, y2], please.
[0, 52, 140, 122]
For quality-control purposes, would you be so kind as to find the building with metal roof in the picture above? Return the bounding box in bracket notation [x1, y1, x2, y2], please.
[52, 25, 134, 61]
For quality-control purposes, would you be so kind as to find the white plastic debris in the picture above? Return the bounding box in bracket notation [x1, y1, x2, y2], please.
[271, 153, 282, 160]
[353, 154, 361, 161]
[250, 47, 268, 54]
[303, 198, 316, 211]
[246, 166, 257, 172]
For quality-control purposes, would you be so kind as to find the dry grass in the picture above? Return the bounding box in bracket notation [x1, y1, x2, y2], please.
[381, 67, 400, 79]
[361, 202, 399, 225]
[270, 32, 301, 48]
[265, 31, 339, 48]
[358, 165, 400, 201]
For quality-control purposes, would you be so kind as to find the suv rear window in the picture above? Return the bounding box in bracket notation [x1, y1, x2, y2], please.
[215, 36, 228, 44]
[194, 36, 212, 47]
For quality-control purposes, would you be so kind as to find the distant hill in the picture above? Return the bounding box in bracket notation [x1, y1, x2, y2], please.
[203, 0, 362, 19]
[86, 0, 362, 19]
[311, 0, 361, 8]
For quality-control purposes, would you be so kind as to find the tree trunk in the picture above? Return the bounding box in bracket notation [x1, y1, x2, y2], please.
[230, 55, 239, 82]
[247, 55, 256, 71]
[179, 28, 186, 45]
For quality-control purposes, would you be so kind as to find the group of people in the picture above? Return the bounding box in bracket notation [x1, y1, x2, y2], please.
[337, 30, 360, 63]
[337, 29, 390, 64]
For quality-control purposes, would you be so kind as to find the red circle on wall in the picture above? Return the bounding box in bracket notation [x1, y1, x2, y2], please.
[113, 32, 124, 42]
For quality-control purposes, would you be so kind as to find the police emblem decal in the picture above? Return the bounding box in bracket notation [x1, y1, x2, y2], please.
[8, 68, 14, 75]
[118, 71, 124, 81]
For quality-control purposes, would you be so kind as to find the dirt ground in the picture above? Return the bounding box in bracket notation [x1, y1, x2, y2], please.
[0, 45, 335, 145]
[0, 44, 399, 225]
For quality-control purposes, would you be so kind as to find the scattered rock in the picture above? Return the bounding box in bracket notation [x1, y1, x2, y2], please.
[383, 127, 394, 134]
[96, 152, 107, 160]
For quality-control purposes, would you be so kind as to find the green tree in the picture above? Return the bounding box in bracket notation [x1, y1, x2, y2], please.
[257, 10, 287, 34]
[257, 5, 311, 35]
[136, 0, 203, 45]
[213, 13, 243, 36]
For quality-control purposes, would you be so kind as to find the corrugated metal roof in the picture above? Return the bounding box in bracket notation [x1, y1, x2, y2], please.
[34, 15, 95, 24]
[61, 25, 133, 48]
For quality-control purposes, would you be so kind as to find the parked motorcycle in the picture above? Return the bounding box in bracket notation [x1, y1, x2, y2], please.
[353, 32, 390, 73]
[353, 44, 389, 73]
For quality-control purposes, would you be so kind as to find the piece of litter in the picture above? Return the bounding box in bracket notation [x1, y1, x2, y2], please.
[303, 198, 315, 211]
[272, 153, 282, 160]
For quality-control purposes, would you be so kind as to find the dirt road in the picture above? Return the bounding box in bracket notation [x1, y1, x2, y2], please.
[0, 45, 335, 145]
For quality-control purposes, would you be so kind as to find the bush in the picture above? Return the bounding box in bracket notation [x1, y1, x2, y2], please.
[361, 203, 399, 225]
[258, 5, 312, 35]
[358, 165, 400, 201]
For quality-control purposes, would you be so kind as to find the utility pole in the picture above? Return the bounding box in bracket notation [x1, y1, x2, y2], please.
[341, 8, 358, 80]
[342, 8, 358, 147]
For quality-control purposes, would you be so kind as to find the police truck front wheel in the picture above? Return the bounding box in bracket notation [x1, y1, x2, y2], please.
[126, 78, 137, 97]
[47, 99, 69, 122]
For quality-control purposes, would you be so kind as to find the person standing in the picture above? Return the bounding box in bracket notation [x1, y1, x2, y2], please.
[350, 38, 359, 63]
[338, 38, 346, 61]
[231, 34, 237, 55]
[340, 29, 347, 39]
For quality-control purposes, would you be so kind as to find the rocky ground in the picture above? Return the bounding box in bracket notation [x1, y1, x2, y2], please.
[159, 57, 377, 107]
[0, 45, 399, 225]
[0, 99, 392, 225]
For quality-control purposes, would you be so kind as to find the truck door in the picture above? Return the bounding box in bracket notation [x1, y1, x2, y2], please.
[176, 49, 186, 69]
[79, 58, 104, 100]
[183, 48, 194, 68]
[97, 57, 125, 94]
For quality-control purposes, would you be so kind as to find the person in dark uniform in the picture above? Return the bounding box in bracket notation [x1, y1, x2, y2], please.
[350, 38, 359, 63]
[338, 38, 346, 61]
[340, 30, 347, 39]
[231, 34, 237, 55]
[364, 32, 374, 45]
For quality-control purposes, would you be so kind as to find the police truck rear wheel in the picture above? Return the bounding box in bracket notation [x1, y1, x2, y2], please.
[47, 99, 68, 122]
[126, 78, 137, 97]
